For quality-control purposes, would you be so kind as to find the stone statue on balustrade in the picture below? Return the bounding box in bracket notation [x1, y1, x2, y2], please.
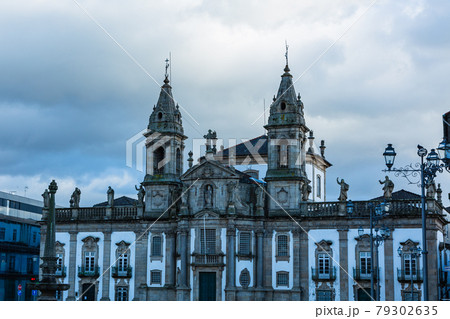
[107, 186, 114, 207]
[301, 179, 312, 202]
[135, 185, 145, 206]
[70, 187, 81, 208]
[42, 189, 50, 209]
[337, 178, 349, 202]
[426, 182, 437, 199]
[379, 176, 394, 199]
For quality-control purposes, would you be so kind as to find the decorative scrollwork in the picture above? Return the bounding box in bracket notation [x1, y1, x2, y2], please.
[388, 163, 421, 186]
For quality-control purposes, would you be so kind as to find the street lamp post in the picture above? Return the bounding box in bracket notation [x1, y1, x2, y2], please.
[374, 227, 391, 301]
[383, 143, 448, 301]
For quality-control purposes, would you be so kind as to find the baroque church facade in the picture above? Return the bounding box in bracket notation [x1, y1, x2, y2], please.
[41, 61, 449, 301]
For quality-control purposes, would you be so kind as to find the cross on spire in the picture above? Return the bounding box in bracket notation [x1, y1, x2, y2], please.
[165, 58, 170, 79]
[285, 41, 289, 66]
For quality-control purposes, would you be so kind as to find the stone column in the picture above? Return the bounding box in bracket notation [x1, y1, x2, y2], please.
[225, 226, 236, 300]
[299, 229, 309, 301]
[256, 230, 264, 288]
[384, 229, 394, 301]
[338, 228, 349, 301]
[263, 228, 273, 300]
[165, 230, 177, 288]
[66, 231, 77, 301]
[427, 227, 439, 301]
[133, 230, 148, 300]
[292, 229, 302, 300]
[100, 231, 111, 301]
[177, 227, 190, 301]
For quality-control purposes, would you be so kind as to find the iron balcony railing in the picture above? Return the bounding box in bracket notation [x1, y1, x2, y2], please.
[311, 267, 337, 281]
[191, 253, 224, 266]
[353, 267, 378, 281]
[397, 269, 423, 282]
[55, 266, 67, 277]
[111, 266, 132, 278]
[77, 266, 100, 278]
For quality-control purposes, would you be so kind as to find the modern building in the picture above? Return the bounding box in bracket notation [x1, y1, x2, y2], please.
[45, 61, 449, 301]
[0, 191, 42, 301]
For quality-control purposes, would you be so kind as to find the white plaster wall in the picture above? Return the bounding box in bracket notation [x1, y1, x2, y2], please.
[109, 232, 136, 301]
[146, 232, 166, 287]
[235, 230, 254, 288]
[272, 231, 294, 290]
[75, 232, 104, 300]
[392, 228, 423, 301]
[308, 229, 340, 300]
[55, 232, 70, 301]
[221, 228, 226, 301]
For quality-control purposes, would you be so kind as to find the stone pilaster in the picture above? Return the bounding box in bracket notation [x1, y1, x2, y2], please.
[338, 228, 349, 301]
[164, 230, 177, 289]
[427, 227, 439, 301]
[133, 230, 148, 300]
[177, 227, 190, 301]
[299, 229, 309, 300]
[66, 231, 77, 301]
[100, 231, 111, 301]
[292, 228, 302, 300]
[225, 226, 236, 300]
[384, 230, 394, 301]
[263, 228, 273, 300]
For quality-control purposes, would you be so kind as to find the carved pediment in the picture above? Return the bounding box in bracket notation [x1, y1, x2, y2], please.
[315, 240, 333, 252]
[194, 210, 220, 219]
[82, 236, 100, 249]
[400, 239, 419, 250]
[115, 240, 131, 248]
[181, 160, 241, 181]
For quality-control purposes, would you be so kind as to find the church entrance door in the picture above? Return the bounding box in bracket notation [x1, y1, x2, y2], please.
[81, 283, 96, 301]
[199, 272, 216, 301]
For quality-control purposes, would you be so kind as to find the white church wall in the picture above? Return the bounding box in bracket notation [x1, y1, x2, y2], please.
[308, 229, 340, 300]
[272, 231, 294, 290]
[392, 228, 422, 301]
[110, 231, 136, 301]
[55, 232, 70, 301]
[221, 227, 226, 301]
[146, 231, 166, 287]
[75, 232, 104, 300]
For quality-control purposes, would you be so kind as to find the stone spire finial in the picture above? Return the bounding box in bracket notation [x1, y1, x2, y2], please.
[188, 151, 193, 168]
[307, 131, 315, 154]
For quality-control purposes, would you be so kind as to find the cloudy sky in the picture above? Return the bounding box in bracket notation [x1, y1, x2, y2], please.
[1, 0, 449, 207]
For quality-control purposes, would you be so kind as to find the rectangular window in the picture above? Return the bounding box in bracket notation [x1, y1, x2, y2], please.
[118, 254, 128, 272]
[27, 257, 34, 274]
[115, 287, 128, 301]
[318, 253, 330, 279]
[403, 253, 417, 277]
[84, 252, 95, 272]
[404, 292, 420, 301]
[0, 228, 5, 240]
[12, 229, 17, 241]
[200, 229, 216, 254]
[276, 272, 289, 287]
[239, 232, 251, 255]
[359, 252, 372, 277]
[316, 290, 332, 301]
[150, 270, 162, 285]
[151, 236, 162, 257]
[55, 290, 62, 301]
[277, 235, 289, 257]
[32, 232, 37, 243]
[8, 256, 15, 271]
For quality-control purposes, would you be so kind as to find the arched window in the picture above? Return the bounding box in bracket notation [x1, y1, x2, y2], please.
[317, 175, 321, 198]
[153, 147, 165, 175]
[176, 148, 181, 175]
[277, 140, 289, 168]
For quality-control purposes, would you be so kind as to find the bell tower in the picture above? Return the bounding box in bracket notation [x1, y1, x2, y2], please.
[142, 60, 187, 217]
[264, 54, 309, 214]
